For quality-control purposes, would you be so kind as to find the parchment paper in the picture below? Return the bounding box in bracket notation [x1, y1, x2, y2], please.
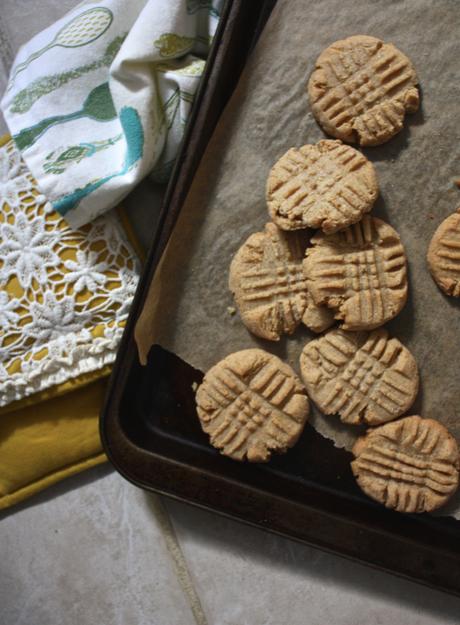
[135, 0, 460, 516]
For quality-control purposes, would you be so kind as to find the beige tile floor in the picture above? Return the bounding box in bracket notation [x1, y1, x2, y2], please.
[2, 466, 460, 625]
[1, 3, 460, 624]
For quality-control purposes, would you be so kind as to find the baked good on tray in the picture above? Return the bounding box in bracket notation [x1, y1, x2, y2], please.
[427, 207, 460, 297]
[299, 327, 419, 426]
[308, 35, 419, 146]
[303, 215, 408, 330]
[266, 140, 378, 233]
[351, 416, 459, 513]
[196, 349, 309, 462]
[229, 222, 334, 341]
[193, 28, 460, 515]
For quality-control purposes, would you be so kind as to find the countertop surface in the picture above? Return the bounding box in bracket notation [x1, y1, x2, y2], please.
[1, 2, 460, 624]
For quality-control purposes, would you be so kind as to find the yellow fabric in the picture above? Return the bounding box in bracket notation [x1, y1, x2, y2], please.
[0, 133, 142, 510]
[0, 365, 113, 416]
[0, 378, 107, 510]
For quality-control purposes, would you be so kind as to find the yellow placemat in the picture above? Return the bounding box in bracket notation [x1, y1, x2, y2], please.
[0, 378, 107, 510]
[0, 133, 142, 509]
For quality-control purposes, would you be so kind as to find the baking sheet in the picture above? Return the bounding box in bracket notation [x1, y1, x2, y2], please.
[135, 0, 460, 515]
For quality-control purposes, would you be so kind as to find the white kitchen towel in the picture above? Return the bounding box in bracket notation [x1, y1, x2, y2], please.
[1, 0, 221, 227]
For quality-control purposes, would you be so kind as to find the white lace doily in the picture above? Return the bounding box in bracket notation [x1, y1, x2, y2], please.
[0, 138, 140, 406]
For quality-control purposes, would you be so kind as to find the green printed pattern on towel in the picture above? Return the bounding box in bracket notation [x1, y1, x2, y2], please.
[53, 106, 144, 215]
[149, 87, 197, 183]
[8, 7, 114, 88]
[43, 134, 123, 174]
[11, 35, 126, 114]
[13, 82, 116, 151]
[154, 33, 195, 58]
[156, 58, 205, 76]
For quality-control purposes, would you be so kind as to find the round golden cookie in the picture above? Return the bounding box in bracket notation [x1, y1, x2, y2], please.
[308, 35, 419, 146]
[351, 416, 459, 513]
[300, 328, 419, 426]
[196, 349, 309, 462]
[427, 208, 460, 297]
[266, 140, 378, 234]
[303, 215, 408, 330]
[229, 223, 334, 341]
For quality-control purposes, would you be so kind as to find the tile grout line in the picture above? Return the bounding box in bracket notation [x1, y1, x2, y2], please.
[147, 494, 209, 625]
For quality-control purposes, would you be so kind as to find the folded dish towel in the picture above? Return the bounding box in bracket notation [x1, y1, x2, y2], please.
[1, 0, 221, 227]
[0, 134, 140, 509]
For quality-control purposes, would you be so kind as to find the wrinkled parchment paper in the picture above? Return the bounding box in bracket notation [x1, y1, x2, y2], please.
[135, 0, 460, 516]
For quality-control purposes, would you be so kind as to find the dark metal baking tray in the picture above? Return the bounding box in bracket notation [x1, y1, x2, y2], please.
[100, 0, 460, 597]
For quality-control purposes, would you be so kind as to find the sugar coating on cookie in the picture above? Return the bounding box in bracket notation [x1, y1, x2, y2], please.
[196, 349, 309, 462]
[352, 416, 459, 513]
[229, 223, 334, 341]
[267, 140, 378, 234]
[303, 215, 408, 330]
[308, 35, 419, 146]
[300, 328, 419, 426]
[427, 208, 460, 297]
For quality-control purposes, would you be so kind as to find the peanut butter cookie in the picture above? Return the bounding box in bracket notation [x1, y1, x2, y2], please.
[267, 140, 378, 233]
[308, 35, 419, 146]
[427, 208, 460, 296]
[352, 416, 459, 513]
[229, 223, 334, 340]
[196, 349, 309, 462]
[300, 328, 418, 426]
[303, 216, 408, 330]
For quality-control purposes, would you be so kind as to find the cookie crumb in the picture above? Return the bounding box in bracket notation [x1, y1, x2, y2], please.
[227, 306, 236, 316]
[191, 382, 198, 392]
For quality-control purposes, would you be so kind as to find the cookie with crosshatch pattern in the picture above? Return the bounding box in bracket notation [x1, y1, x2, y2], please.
[195, 349, 309, 462]
[266, 140, 378, 234]
[308, 35, 419, 146]
[303, 215, 408, 330]
[300, 328, 418, 426]
[351, 416, 459, 513]
[427, 208, 460, 297]
[229, 222, 334, 340]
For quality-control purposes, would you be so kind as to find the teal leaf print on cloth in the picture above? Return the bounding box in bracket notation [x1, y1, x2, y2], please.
[121, 106, 144, 168]
[43, 134, 123, 174]
[13, 83, 116, 151]
[10, 35, 126, 114]
[53, 106, 144, 215]
[8, 8, 114, 88]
